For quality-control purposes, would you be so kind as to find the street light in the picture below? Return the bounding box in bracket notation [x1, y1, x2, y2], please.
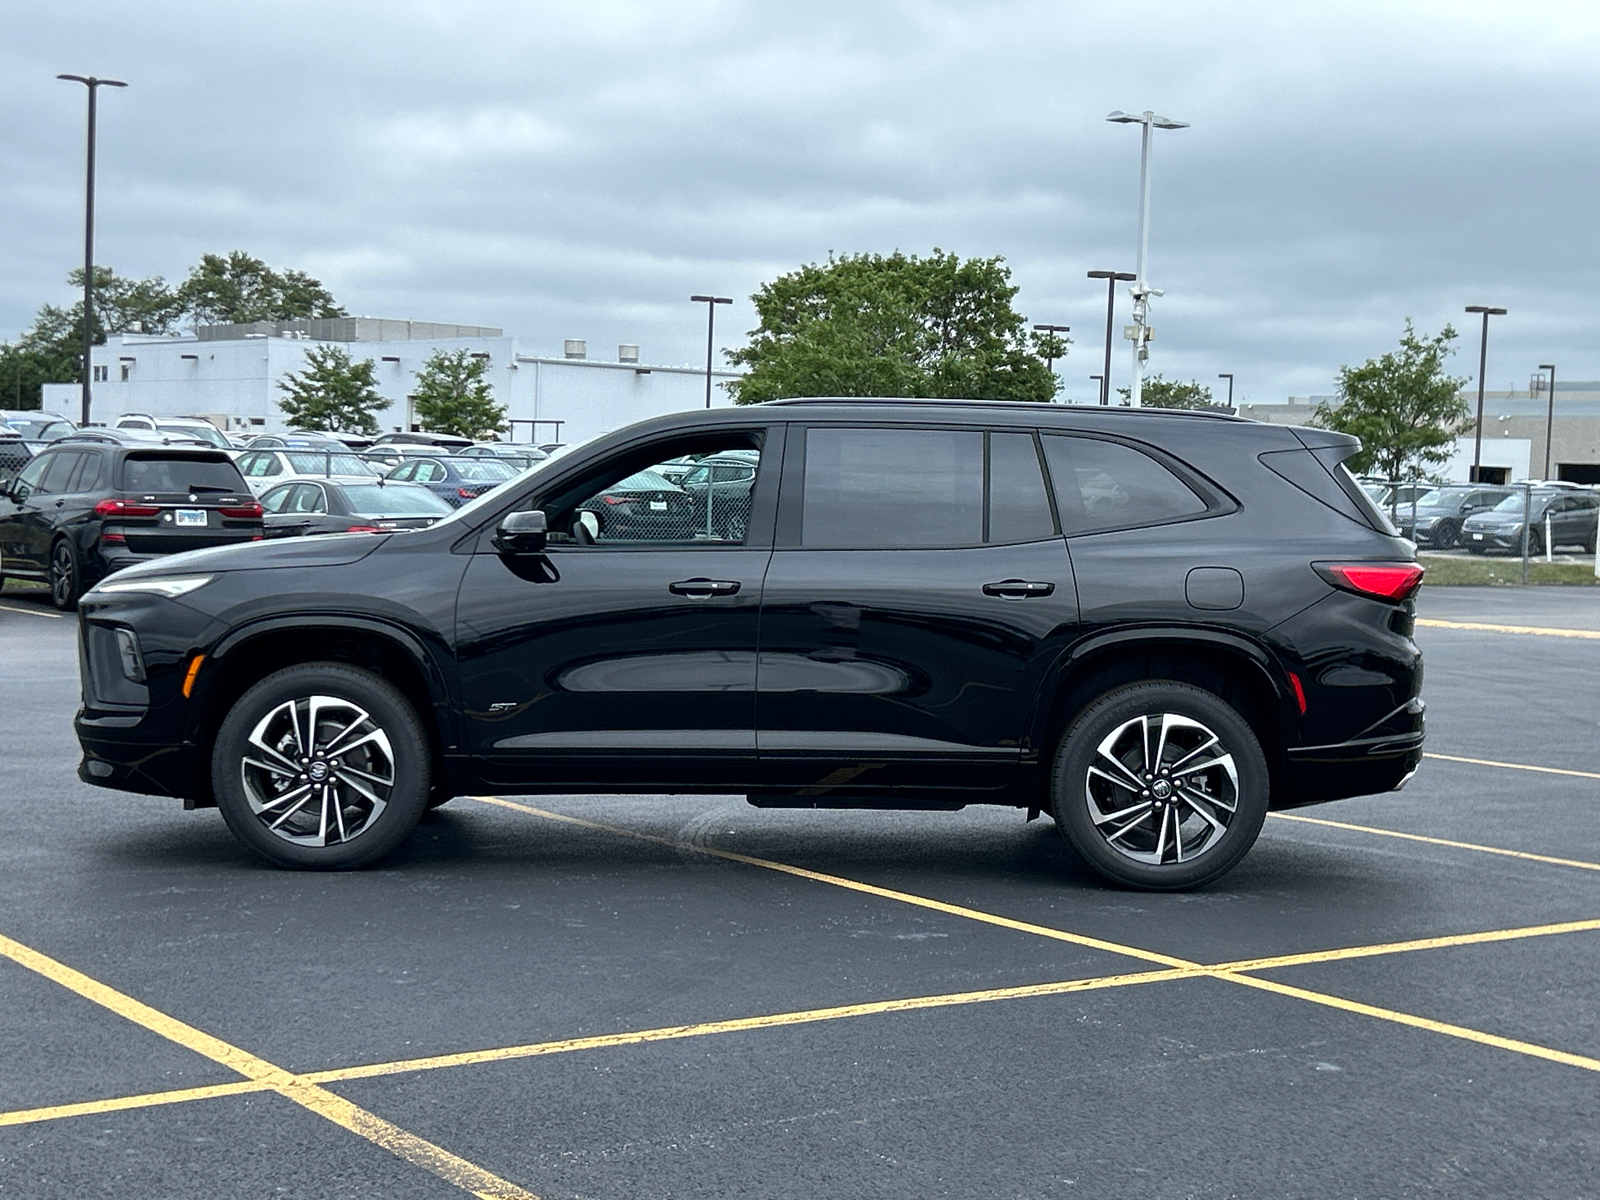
[1106, 110, 1188, 407]
[58, 73, 128, 427]
[1540, 362, 1557, 480]
[689, 295, 732, 409]
[1032, 324, 1070, 394]
[1464, 305, 1507, 482]
[1087, 270, 1135, 405]
[1089, 374, 1103, 402]
[1218, 373, 1234, 407]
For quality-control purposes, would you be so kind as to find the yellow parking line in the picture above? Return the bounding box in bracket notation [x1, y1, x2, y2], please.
[1416, 617, 1600, 639]
[0, 932, 542, 1200]
[0, 1079, 270, 1128]
[1269, 812, 1600, 872]
[0, 601, 65, 619]
[1423, 751, 1600, 781]
[1214, 917, 1600, 972]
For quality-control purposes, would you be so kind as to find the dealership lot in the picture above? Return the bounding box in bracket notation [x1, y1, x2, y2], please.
[0, 585, 1596, 1198]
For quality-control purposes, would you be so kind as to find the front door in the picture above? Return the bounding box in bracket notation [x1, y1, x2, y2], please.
[455, 428, 781, 790]
[756, 425, 1078, 795]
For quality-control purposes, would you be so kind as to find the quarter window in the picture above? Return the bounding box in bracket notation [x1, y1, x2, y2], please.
[1041, 435, 1207, 535]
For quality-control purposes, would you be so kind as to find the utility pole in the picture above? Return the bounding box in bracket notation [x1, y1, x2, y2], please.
[1106, 111, 1187, 407]
[689, 295, 732, 408]
[58, 73, 128, 426]
[1540, 362, 1557, 480]
[1086, 270, 1135, 405]
[1465, 305, 1506, 482]
[1218, 373, 1234, 407]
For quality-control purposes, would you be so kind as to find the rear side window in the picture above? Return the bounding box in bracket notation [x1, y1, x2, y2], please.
[1042, 435, 1206, 534]
[120, 455, 247, 495]
[65, 452, 104, 493]
[803, 428, 983, 548]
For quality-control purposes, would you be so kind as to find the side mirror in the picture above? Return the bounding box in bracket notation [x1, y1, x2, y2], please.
[494, 509, 547, 555]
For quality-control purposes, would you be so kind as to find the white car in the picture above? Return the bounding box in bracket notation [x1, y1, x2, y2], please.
[115, 414, 234, 451]
[233, 448, 384, 496]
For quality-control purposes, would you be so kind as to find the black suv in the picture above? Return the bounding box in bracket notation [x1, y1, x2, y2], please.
[0, 441, 262, 609]
[74, 401, 1424, 889]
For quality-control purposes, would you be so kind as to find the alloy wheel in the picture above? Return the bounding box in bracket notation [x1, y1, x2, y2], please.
[240, 694, 396, 847]
[50, 543, 77, 608]
[1083, 712, 1239, 866]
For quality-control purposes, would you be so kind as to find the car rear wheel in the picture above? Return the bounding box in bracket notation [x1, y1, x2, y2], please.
[1051, 681, 1269, 891]
[1433, 519, 1460, 549]
[49, 539, 81, 611]
[212, 663, 430, 869]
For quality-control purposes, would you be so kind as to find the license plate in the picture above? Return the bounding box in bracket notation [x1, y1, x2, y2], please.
[175, 509, 208, 527]
[1472, 532, 1483, 540]
[650, 501, 667, 511]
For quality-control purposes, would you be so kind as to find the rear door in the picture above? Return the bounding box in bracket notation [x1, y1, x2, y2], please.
[756, 425, 1078, 794]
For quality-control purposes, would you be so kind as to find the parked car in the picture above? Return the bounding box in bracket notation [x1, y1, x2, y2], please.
[1, 412, 76, 444]
[359, 444, 447, 470]
[0, 428, 32, 486]
[370, 431, 473, 451]
[382, 454, 517, 507]
[1461, 488, 1600, 554]
[59, 427, 216, 448]
[460, 442, 548, 470]
[74, 400, 1424, 889]
[245, 433, 348, 452]
[575, 467, 696, 539]
[0, 440, 261, 609]
[234, 449, 382, 496]
[115, 414, 233, 451]
[259, 479, 455, 538]
[1394, 485, 1514, 548]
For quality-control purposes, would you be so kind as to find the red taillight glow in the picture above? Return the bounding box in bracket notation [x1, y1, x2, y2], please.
[345, 525, 382, 533]
[219, 501, 264, 519]
[1318, 562, 1425, 602]
[1287, 671, 1307, 715]
[94, 499, 160, 518]
[100, 532, 126, 544]
[601, 495, 626, 505]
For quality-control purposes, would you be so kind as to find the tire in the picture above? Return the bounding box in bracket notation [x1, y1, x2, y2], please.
[1434, 519, 1459, 550]
[49, 539, 81, 611]
[211, 662, 431, 869]
[1051, 681, 1269, 891]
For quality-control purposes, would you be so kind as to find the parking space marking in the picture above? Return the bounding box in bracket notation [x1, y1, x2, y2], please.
[476, 798, 1600, 1079]
[1416, 617, 1600, 639]
[0, 931, 542, 1200]
[0, 1080, 268, 1128]
[1213, 917, 1600, 972]
[1269, 812, 1600, 873]
[1423, 751, 1600, 781]
[0, 601, 65, 619]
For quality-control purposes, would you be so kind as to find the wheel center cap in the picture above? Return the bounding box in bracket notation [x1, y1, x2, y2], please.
[1151, 779, 1173, 800]
[308, 761, 330, 783]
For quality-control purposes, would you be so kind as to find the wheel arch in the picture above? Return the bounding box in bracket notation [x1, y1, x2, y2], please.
[187, 617, 454, 808]
[1030, 629, 1292, 814]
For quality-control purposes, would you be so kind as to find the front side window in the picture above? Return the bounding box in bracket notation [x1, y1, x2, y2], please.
[1041, 435, 1207, 535]
[10, 453, 51, 502]
[802, 428, 983, 548]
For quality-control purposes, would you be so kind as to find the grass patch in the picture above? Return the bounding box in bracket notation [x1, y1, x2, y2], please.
[1419, 554, 1599, 586]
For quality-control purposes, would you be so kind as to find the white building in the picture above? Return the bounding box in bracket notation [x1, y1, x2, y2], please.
[43, 317, 742, 447]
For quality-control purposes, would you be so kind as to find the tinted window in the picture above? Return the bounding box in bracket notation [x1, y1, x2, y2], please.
[10, 454, 49, 501]
[120, 456, 247, 494]
[38, 451, 82, 495]
[1042, 435, 1206, 535]
[260, 485, 295, 514]
[341, 484, 453, 516]
[803, 427, 983, 548]
[988, 433, 1055, 543]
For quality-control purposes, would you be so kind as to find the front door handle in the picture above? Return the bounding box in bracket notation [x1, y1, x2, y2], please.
[983, 579, 1055, 600]
[669, 578, 741, 600]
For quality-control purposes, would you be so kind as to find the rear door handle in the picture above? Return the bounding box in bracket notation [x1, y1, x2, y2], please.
[983, 579, 1055, 600]
[669, 578, 741, 600]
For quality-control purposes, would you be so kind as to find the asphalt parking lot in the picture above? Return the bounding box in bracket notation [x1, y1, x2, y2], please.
[1, 584, 1597, 1199]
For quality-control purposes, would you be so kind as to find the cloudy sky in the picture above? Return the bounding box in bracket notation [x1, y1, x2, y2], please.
[4, 0, 1598, 403]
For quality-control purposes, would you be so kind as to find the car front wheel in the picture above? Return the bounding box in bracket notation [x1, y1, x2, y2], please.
[212, 662, 431, 869]
[1052, 681, 1269, 891]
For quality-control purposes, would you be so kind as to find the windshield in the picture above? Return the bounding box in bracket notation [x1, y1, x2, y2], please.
[612, 469, 680, 493]
[7, 417, 73, 440]
[285, 452, 377, 476]
[341, 483, 454, 515]
[1491, 491, 1552, 514]
[454, 459, 517, 482]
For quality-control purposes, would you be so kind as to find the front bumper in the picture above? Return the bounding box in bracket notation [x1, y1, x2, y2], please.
[76, 706, 198, 801]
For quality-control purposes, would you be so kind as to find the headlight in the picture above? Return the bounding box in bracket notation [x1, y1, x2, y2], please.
[91, 574, 215, 599]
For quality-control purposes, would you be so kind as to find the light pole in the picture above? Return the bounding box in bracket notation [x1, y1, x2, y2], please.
[690, 295, 732, 408]
[1540, 362, 1557, 480]
[58, 73, 128, 427]
[1032, 324, 1070, 397]
[1218, 373, 1234, 407]
[1465, 305, 1506, 482]
[1106, 110, 1188, 407]
[1087, 270, 1135, 405]
[1089, 374, 1103, 403]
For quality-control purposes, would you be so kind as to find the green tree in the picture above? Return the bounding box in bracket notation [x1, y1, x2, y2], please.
[277, 344, 390, 435]
[1313, 322, 1470, 480]
[68, 266, 186, 335]
[180, 251, 345, 326]
[728, 250, 1061, 404]
[0, 304, 92, 409]
[410, 349, 506, 439]
[1115, 375, 1214, 410]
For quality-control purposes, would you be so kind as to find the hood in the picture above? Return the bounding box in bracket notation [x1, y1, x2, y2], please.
[111, 531, 389, 579]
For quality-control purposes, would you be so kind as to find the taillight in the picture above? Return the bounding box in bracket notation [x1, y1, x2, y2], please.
[1315, 562, 1425, 602]
[94, 499, 160, 517]
[345, 525, 382, 533]
[601, 495, 626, 505]
[458, 487, 475, 499]
[219, 501, 264, 518]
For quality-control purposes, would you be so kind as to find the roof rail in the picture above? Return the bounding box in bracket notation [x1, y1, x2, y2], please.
[760, 397, 1240, 419]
